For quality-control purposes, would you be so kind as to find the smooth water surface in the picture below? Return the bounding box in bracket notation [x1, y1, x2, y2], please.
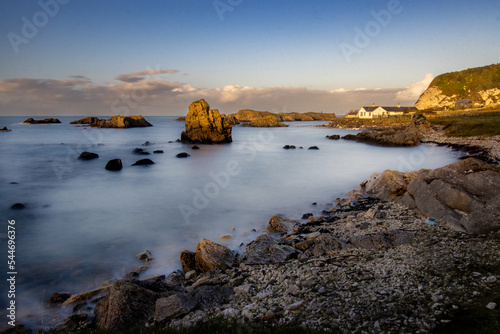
[0, 116, 460, 325]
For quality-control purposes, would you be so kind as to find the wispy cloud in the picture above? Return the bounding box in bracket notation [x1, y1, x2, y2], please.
[116, 69, 180, 83]
[396, 73, 434, 102]
[0, 70, 421, 116]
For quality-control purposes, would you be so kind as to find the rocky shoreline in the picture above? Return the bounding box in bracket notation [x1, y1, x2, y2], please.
[8, 128, 500, 334]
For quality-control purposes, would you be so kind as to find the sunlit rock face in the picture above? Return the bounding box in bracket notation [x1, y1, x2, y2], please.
[181, 99, 232, 144]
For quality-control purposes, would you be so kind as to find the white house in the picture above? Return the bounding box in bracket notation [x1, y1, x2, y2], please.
[358, 103, 417, 119]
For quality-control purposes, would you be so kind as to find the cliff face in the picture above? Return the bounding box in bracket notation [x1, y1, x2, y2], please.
[415, 63, 500, 110]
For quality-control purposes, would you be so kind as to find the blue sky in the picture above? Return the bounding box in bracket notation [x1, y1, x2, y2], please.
[0, 0, 499, 115]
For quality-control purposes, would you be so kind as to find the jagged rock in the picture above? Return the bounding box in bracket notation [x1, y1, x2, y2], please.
[135, 250, 152, 261]
[132, 159, 155, 166]
[266, 214, 298, 233]
[154, 294, 198, 322]
[95, 277, 178, 330]
[243, 234, 298, 264]
[70, 117, 100, 125]
[176, 152, 190, 158]
[240, 115, 288, 127]
[105, 159, 122, 171]
[180, 250, 196, 273]
[362, 158, 500, 234]
[181, 99, 232, 144]
[78, 152, 99, 160]
[23, 117, 61, 124]
[223, 114, 240, 125]
[98, 115, 152, 128]
[195, 239, 237, 272]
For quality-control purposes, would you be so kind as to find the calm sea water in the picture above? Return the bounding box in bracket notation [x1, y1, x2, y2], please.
[0, 116, 460, 325]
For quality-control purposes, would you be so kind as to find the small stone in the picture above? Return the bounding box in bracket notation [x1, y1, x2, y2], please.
[486, 276, 497, 283]
[176, 152, 190, 158]
[185, 270, 197, 280]
[486, 302, 497, 310]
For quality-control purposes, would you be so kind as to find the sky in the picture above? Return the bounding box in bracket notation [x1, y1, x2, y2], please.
[0, 0, 499, 116]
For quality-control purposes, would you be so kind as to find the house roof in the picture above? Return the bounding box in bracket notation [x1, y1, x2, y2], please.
[360, 106, 418, 112]
[347, 110, 358, 115]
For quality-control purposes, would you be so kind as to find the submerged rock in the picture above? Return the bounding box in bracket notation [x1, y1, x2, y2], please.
[176, 152, 190, 158]
[78, 152, 99, 160]
[181, 99, 232, 144]
[132, 159, 155, 166]
[10, 203, 26, 210]
[105, 159, 123, 171]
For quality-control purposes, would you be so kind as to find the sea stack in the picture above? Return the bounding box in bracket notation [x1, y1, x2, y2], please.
[181, 99, 232, 144]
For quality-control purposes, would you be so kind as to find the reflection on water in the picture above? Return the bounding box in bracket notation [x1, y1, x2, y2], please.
[0, 116, 460, 325]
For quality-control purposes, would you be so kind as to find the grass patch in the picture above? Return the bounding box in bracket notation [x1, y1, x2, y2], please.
[428, 111, 500, 137]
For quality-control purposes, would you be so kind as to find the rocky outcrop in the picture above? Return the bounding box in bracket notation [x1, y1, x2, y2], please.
[23, 117, 61, 124]
[240, 115, 288, 127]
[70, 117, 100, 125]
[71, 115, 152, 128]
[195, 239, 237, 272]
[1, 126, 12, 132]
[228, 109, 336, 126]
[341, 114, 430, 147]
[415, 63, 500, 110]
[181, 99, 232, 144]
[362, 158, 500, 234]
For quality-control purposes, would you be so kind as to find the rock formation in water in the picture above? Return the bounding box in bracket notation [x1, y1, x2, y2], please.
[24, 118, 61, 124]
[71, 115, 152, 128]
[228, 109, 336, 126]
[341, 113, 431, 147]
[180, 99, 232, 144]
[240, 115, 288, 127]
[415, 63, 500, 110]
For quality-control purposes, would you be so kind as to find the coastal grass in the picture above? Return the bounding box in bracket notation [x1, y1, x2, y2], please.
[428, 111, 500, 137]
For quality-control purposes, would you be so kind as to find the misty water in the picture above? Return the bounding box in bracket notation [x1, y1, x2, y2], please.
[0, 116, 460, 325]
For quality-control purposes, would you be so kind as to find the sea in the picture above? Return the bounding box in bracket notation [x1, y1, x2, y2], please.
[0, 116, 460, 328]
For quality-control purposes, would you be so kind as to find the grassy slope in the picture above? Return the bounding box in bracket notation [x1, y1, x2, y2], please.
[427, 111, 500, 137]
[430, 63, 500, 98]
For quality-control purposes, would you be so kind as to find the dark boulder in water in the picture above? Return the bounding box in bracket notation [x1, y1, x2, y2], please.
[1, 126, 12, 132]
[326, 135, 340, 140]
[153, 150, 164, 154]
[308, 146, 320, 150]
[132, 159, 155, 166]
[132, 148, 150, 155]
[176, 152, 190, 158]
[105, 159, 123, 171]
[191, 145, 200, 150]
[283, 145, 296, 149]
[11, 203, 26, 210]
[78, 152, 99, 160]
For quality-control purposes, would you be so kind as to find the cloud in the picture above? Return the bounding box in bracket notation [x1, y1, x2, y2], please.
[0, 71, 415, 116]
[116, 69, 180, 83]
[396, 73, 434, 102]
